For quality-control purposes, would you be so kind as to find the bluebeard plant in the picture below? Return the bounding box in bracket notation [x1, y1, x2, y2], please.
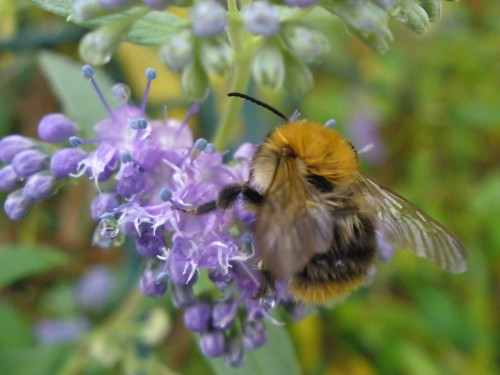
[0, 66, 308, 366]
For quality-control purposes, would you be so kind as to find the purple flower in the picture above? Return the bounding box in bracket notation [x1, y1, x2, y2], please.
[347, 111, 386, 165]
[0, 135, 33, 163]
[35, 317, 89, 344]
[76, 265, 115, 310]
[0, 66, 307, 366]
[37, 113, 79, 143]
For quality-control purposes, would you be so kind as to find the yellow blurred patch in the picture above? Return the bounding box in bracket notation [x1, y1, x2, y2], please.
[290, 313, 322, 371]
[0, 0, 16, 38]
[327, 356, 376, 375]
[116, 43, 182, 104]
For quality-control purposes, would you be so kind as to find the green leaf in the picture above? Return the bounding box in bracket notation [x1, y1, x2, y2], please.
[0, 245, 68, 288]
[209, 324, 301, 375]
[32, 0, 186, 46]
[30, 0, 72, 17]
[37, 51, 115, 132]
[123, 11, 187, 46]
[0, 301, 35, 350]
[0, 345, 73, 375]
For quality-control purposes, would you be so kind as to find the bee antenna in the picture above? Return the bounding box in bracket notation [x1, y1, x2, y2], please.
[228, 92, 288, 122]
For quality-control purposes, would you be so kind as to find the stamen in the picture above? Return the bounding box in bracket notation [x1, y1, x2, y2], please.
[358, 143, 374, 155]
[119, 150, 133, 164]
[129, 118, 148, 130]
[140, 68, 157, 113]
[190, 138, 208, 160]
[81, 65, 115, 119]
[69, 136, 103, 148]
[325, 119, 336, 128]
[159, 188, 173, 202]
[204, 143, 216, 154]
[180, 100, 202, 130]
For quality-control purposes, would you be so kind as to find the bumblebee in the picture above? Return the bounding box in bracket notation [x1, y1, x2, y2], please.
[179, 93, 467, 304]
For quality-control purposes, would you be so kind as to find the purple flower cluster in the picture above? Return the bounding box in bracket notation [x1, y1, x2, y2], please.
[0, 66, 304, 366]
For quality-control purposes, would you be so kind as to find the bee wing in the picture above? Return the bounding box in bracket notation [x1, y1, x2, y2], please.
[355, 171, 467, 273]
[255, 182, 333, 280]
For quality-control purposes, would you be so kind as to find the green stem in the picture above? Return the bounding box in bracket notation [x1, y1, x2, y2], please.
[57, 290, 144, 375]
[212, 0, 255, 150]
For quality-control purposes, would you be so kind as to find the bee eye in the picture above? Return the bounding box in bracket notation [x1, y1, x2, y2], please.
[306, 174, 333, 193]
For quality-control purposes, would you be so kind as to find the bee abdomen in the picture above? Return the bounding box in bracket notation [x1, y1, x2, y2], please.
[290, 213, 376, 303]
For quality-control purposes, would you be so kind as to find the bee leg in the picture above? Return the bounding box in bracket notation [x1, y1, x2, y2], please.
[242, 185, 265, 206]
[254, 268, 276, 299]
[172, 184, 244, 215]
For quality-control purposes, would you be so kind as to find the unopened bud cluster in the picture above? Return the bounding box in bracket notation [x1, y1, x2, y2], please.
[68, 0, 443, 96]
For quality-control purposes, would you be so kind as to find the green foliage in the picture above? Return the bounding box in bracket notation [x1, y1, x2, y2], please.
[0, 244, 68, 288]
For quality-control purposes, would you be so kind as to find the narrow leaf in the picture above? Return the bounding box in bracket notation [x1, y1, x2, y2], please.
[30, 0, 72, 17]
[0, 245, 68, 288]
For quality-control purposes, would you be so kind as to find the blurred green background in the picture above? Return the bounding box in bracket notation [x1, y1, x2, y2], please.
[0, 1, 499, 375]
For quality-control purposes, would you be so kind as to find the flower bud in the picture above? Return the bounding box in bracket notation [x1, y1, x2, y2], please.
[172, 286, 195, 308]
[135, 233, 165, 258]
[251, 43, 285, 91]
[282, 24, 329, 62]
[140, 267, 168, 298]
[184, 301, 212, 332]
[285, 0, 317, 7]
[242, 320, 267, 349]
[50, 148, 87, 178]
[0, 135, 33, 163]
[396, 0, 430, 34]
[11, 149, 49, 178]
[159, 31, 194, 72]
[200, 331, 227, 357]
[242, 2, 280, 37]
[72, 0, 101, 22]
[99, 0, 132, 10]
[79, 18, 134, 65]
[4, 189, 33, 221]
[181, 62, 209, 100]
[142, 0, 169, 10]
[200, 41, 232, 76]
[23, 171, 57, 201]
[418, 0, 442, 22]
[212, 302, 236, 330]
[169, 252, 199, 286]
[225, 338, 245, 367]
[284, 54, 313, 95]
[38, 113, 79, 143]
[90, 192, 120, 221]
[190, 1, 228, 37]
[0, 165, 20, 192]
[116, 164, 146, 198]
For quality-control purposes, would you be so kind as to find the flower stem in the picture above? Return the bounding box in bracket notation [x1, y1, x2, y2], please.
[212, 0, 255, 150]
[57, 289, 144, 375]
